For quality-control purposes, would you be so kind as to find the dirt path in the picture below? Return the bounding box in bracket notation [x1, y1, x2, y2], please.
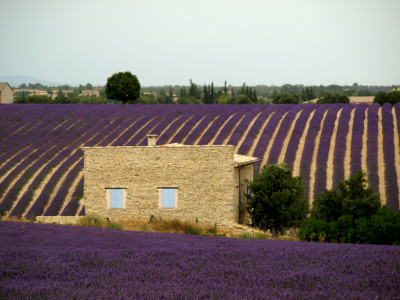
[344, 108, 355, 180]
[361, 108, 368, 181]
[377, 107, 386, 205]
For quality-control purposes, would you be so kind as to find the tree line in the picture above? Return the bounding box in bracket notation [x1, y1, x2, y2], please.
[13, 72, 400, 105]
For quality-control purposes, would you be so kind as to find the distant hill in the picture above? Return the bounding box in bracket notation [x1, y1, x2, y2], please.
[0, 75, 63, 88]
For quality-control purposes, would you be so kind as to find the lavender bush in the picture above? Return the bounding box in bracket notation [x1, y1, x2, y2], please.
[1, 104, 399, 218]
[332, 105, 354, 188]
[313, 105, 341, 196]
[366, 104, 380, 194]
[382, 103, 399, 209]
[1, 222, 399, 299]
[350, 104, 368, 175]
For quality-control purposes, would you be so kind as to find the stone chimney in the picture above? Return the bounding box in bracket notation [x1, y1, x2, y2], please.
[147, 134, 158, 147]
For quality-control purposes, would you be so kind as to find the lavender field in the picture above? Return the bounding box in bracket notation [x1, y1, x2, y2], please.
[1, 221, 399, 299]
[0, 103, 399, 219]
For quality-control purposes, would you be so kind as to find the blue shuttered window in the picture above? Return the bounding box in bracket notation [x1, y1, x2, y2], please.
[162, 188, 175, 208]
[110, 188, 123, 208]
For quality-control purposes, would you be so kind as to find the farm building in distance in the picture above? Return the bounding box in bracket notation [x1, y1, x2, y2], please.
[0, 82, 13, 104]
[82, 135, 259, 228]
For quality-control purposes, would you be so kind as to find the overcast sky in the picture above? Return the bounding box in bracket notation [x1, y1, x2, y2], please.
[1, 0, 399, 86]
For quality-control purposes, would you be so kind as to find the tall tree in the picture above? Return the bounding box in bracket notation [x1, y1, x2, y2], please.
[105, 71, 141, 104]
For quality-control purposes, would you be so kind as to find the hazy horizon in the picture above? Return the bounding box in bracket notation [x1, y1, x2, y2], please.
[1, 0, 399, 87]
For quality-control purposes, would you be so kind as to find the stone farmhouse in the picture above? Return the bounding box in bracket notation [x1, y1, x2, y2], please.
[0, 82, 14, 104]
[82, 135, 259, 229]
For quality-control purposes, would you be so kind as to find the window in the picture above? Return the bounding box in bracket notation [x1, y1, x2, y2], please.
[109, 188, 124, 208]
[161, 188, 176, 209]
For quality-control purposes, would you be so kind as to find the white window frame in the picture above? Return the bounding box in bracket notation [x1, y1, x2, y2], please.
[106, 188, 127, 209]
[158, 187, 178, 209]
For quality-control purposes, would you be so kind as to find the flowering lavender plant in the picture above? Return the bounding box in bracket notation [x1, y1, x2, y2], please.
[1, 221, 399, 299]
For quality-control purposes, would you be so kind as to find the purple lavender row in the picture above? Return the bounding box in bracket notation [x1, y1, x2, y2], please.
[332, 104, 355, 188]
[299, 105, 329, 199]
[43, 154, 83, 216]
[212, 109, 248, 145]
[0, 107, 40, 143]
[111, 108, 162, 146]
[313, 104, 342, 197]
[27, 153, 81, 217]
[284, 105, 316, 169]
[0, 112, 81, 200]
[97, 110, 141, 146]
[61, 175, 84, 216]
[4, 107, 113, 215]
[381, 103, 398, 209]
[4, 119, 88, 216]
[366, 104, 380, 194]
[78, 204, 85, 216]
[183, 109, 225, 145]
[1, 105, 119, 215]
[137, 106, 190, 146]
[18, 109, 119, 217]
[169, 110, 207, 144]
[197, 109, 237, 145]
[0, 107, 69, 161]
[0, 105, 76, 156]
[252, 105, 291, 171]
[350, 104, 369, 176]
[266, 105, 303, 165]
[127, 109, 174, 146]
[156, 111, 196, 145]
[225, 107, 263, 146]
[0, 104, 51, 137]
[82, 108, 134, 147]
[24, 114, 118, 218]
[237, 110, 271, 155]
[2, 221, 399, 299]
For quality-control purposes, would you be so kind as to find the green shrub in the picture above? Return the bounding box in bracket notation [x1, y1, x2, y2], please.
[106, 221, 122, 230]
[247, 163, 309, 235]
[78, 214, 104, 227]
[299, 170, 400, 245]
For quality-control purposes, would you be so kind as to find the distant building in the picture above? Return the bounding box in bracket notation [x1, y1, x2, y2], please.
[79, 90, 100, 97]
[308, 96, 375, 104]
[0, 82, 14, 104]
[82, 135, 259, 228]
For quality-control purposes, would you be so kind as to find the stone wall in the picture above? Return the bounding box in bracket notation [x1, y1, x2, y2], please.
[0, 85, 14, 104]
[36, 216, 83, 225]
[234, 164, 254, 225]
[83, 145, 239, 228]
